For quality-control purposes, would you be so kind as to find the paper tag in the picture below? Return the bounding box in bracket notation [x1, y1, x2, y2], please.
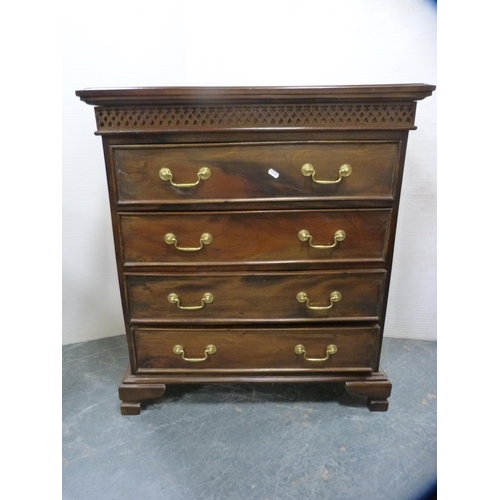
[268, 168, 279, 179]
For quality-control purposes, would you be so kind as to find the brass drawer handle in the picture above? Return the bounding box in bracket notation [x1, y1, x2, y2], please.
[164, 232, 213, 252]
[296, 291, 342, 310]
[301, 163, 352, 184]
[159, 167, 211, 187]
[298, 229, 346, 249]
[173, 344, 217, 362]
[294, 344, 337, 362]
[167, 292, 214, 310]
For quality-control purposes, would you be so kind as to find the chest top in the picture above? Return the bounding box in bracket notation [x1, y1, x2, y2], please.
[76, 84, 434, 133]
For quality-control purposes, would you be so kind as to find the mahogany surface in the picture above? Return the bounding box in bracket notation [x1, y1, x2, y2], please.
[133, 326, 379, 372]
[112, 142, 398, 203]
[76, 85, 435, 414]
[119, 209, 392, 267]
[126, 270, 386, 324]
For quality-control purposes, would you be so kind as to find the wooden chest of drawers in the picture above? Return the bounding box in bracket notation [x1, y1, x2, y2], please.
[76, 85, 435, 414]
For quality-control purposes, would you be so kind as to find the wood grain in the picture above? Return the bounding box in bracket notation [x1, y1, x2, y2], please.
[133, 326, 379, 372]
[112, 142, 398, 204]
[126, 270, 386, 323]
[119, 209, 391, 267]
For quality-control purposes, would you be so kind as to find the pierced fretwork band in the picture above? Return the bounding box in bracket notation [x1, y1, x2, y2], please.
[94, 102, 417, 132]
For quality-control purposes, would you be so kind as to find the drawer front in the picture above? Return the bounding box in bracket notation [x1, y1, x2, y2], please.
[120, 209, 391, 266]
[126, 271, 386, 323]
[112, 142, 398, 204]
[133, 326, 379, 373]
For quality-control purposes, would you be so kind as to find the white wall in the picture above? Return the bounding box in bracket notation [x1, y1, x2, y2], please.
[63, 0, 437, 345]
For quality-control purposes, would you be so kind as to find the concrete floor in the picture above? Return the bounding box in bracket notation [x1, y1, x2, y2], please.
[62, 336, 436, 500]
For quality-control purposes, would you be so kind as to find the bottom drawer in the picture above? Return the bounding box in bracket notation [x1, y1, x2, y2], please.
[132, 326, 380, 374]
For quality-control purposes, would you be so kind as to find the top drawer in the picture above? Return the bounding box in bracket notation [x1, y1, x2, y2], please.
[112, 141, 399, 205]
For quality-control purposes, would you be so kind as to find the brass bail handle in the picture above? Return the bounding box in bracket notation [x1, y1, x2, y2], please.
[173, 344, 217, 362]
[298, 229, 346, 249]
[296, 291, 342, 310]
[164, 232, 213, 252]
[168, 292, 214, 311]
[294, 344, 337, 362]
[159, 167, 211, 187]
[301, 163, 352, 185]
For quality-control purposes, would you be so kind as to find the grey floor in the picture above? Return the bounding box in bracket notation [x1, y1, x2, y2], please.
[62, 336, 436, 500]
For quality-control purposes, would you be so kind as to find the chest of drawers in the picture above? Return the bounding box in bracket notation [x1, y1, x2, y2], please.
[76, 85, 435, 414]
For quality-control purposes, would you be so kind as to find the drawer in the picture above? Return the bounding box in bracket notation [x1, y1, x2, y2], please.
[126, 270, 386, 323]
[133, 326, 380, 373]
[112, 141, 399, 204]
[119, 209, 392, 267]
